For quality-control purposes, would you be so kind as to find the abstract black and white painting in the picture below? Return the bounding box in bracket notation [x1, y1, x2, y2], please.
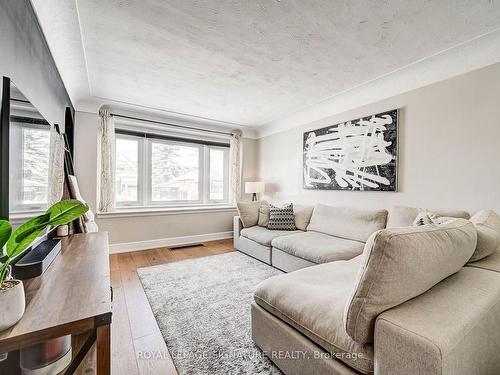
[303, 109, 398, 191]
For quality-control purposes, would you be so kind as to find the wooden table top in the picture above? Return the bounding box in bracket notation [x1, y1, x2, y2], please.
[0, 232, 112, 353]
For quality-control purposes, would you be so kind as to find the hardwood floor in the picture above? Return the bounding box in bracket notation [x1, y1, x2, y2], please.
[109, 239, 235, 375]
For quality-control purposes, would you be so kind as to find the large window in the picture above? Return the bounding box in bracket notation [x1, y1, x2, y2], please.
[115, 130, 229, 208]
[9, 120, 51, 212]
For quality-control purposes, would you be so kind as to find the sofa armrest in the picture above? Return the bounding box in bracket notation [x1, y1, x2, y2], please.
[233, 216, 243, 249]
[374, 267, 500, 375]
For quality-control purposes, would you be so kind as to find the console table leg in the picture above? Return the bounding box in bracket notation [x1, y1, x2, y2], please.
[96, 325, 111, 375]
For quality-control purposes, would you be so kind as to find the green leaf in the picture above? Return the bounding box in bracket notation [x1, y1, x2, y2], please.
[4, 200, 88, 261]
[14, 213, 50, 243]
[6, 214, 50, 258]
[0, 220, 12, 250]
[45, 199, 89, 227]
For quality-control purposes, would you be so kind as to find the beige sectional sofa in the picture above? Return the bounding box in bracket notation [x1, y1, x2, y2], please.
[235, 204, 388, 272]
[234, 204, 500, 374]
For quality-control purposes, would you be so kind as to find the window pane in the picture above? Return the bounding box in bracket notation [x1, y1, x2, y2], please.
[116, 138, 138, 202]
[209, 149, 224, 200]
[151, 143, 199, 201]
[22, 127, 50, 206]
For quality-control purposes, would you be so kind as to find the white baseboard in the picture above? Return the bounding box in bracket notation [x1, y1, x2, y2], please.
[109, 231, 234, 254]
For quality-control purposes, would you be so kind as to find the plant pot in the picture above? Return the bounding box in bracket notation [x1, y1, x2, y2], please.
[21, 335, 72, 375]
[0, 280, 25, 331]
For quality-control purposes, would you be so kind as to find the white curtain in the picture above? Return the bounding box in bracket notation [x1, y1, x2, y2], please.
[47, 126, 65, 206]
[230, 129, 242, 203]
[98, 108, 116, 212]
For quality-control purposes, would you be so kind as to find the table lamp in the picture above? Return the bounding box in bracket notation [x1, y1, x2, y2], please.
[245, 182, 265, 201]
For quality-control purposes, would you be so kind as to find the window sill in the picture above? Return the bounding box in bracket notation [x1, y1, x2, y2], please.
[96, 205, 237, 219]
[9, 211, 45, 225]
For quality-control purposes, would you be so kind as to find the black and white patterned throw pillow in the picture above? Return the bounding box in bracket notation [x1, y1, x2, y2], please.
[268, 203, 296, 231]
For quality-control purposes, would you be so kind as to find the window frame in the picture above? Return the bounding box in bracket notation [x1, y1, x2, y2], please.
[207, 145, 230, 204]
[115, 133, 143, 207]
[114, 129, 230, 209]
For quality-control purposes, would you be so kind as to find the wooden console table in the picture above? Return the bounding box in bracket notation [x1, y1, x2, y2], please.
[0, 232, 112, 374]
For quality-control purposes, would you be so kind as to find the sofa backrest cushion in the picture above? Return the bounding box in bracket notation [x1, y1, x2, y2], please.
[293, 204, 314, 231]
[386, 205, 469, 228]
[307, 205, 388, 242]
[344, 219, 477, 344]
[237, 200, 267, 228]
[468, 210, 500, 262]
[258, 203, 270, 227]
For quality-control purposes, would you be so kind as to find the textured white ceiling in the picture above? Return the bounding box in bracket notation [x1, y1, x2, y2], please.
[33, 0, 500, 128]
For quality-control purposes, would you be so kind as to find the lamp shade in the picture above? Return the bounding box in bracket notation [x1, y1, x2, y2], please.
[245, 181, 265, 194]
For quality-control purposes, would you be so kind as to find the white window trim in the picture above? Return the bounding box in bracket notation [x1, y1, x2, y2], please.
[9, 210, 46, 225]
[207, 146, 230, 204]
[97, 205, 236, 218]
[115, 133, 142, 207]
[114, 126, 231, 211]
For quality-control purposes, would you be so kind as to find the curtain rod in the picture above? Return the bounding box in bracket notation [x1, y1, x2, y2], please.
[110, 113, 233, 136]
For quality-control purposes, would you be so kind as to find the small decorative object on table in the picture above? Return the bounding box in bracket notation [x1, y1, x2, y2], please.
[0, 199, 88, 331]
[56, 224, 69, 237]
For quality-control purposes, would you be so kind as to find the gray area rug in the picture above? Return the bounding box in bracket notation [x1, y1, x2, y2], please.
[137, 252, 283, 375]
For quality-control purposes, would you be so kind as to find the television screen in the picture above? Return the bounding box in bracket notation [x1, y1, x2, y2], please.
[1, 81, 54, 256]
[9, 83, 51, 215]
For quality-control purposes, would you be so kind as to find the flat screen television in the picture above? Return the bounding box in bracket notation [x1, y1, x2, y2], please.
[0, 76, 55, 261]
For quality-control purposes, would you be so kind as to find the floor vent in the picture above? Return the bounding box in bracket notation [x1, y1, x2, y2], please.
[169, 243, 205, 250]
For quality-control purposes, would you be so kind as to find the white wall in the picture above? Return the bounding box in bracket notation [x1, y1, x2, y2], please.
[257, 64, 500, 214]
[74, 63, 500, 248]
[0, 1, 73, 127]
[74, 111, 258, 246]
[74, 112, 99, 213]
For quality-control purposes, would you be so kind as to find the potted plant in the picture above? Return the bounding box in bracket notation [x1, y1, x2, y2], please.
[0, 200, 88, 331]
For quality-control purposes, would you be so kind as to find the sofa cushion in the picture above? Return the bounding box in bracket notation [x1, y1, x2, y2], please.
[254, 260, 374, 374]
[375, 266, 500, 375]
[344, 219, 477, 344]
[293, 204, 315, 230]
[240, 226, 302, 247]
[386, 205, 470, 228]
[236, 200, 267, 228]
[257, 203, 270, 227]
[272, 231, 365, 264]
[236, 236, 272, 264]
[467, 246, 500, 273]
[271, 248, 316, 272]
[468, 209, 500, 262]
[307, 205, 388, 242]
